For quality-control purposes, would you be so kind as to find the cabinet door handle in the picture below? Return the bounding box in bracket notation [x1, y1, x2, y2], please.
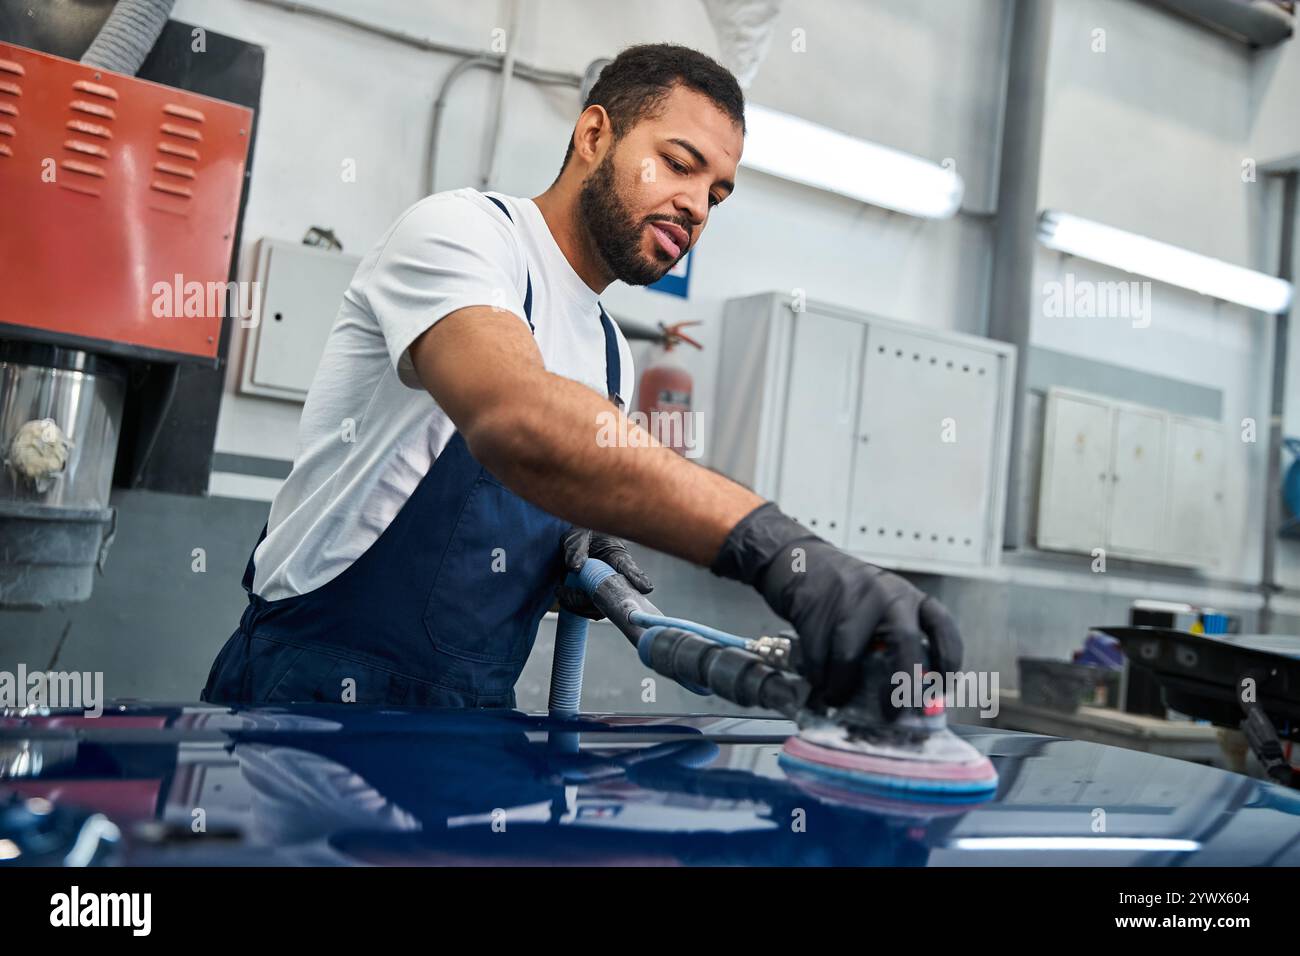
[840, 351, 854, 418]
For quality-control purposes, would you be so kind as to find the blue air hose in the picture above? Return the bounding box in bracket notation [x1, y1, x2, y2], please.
[629, 611, 750, 648]
[549, 561, 621, 716]
[549, 610, 589, 717]
[548, 558, 757, 716]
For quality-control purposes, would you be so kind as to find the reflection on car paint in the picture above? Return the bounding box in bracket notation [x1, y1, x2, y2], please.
[2, 702, 1300, 866]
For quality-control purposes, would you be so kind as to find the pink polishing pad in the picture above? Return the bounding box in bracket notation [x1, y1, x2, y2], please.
[782, 733, 996, 784]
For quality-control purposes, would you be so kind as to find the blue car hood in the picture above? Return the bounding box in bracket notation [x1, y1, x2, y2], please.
[3, 703, 1299, 866]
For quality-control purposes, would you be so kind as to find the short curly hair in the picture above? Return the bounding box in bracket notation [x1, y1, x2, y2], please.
[558, 43, 745, 175]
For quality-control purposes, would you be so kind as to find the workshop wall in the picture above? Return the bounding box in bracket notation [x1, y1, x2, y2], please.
[191, 0, 1009, 484]
[1034, 0, 1277, 588]
[195, 0, 1299, 592]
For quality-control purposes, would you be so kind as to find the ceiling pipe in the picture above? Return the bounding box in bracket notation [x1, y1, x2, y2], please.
[481, 0, 522, 190]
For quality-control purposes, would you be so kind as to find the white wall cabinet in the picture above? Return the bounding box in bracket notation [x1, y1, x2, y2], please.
[1164, 417, 1227, 563]
[1036, 387, 1225, 568]
[239, 239, 361, 402]
[1036, 390, 1112, 552]
[775, 313, 865, 548]
[1108, 407, 1167, 556]
[712, 293, 1016, 574]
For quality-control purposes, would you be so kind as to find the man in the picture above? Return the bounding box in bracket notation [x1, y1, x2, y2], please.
[202, 43, 962, 711]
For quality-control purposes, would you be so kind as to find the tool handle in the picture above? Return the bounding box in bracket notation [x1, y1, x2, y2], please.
[572, 558, 806, 710]
[572, 559, 663, 646]
[638, 626, 810, 718]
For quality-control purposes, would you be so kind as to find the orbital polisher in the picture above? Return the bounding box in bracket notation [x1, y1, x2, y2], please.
[553, 558, 999, 802]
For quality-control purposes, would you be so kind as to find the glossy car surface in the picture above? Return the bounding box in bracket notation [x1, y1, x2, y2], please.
[2, 702, 1298, 866]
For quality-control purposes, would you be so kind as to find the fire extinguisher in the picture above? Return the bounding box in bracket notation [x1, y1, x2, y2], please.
[636, 321, 703, 456]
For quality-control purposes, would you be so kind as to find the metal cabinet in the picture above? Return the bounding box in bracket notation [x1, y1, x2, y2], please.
[1109, 407, 1168, 556]
[712, 293, 1016, 574]
[775, 313, 864, 547]
[1164, 417, 1226, 563]
[847, 325, 1005, 564]
[1037, 390, 1112, 553]
[239, 239, 361, 402]
[1036, 387, 1224, 568]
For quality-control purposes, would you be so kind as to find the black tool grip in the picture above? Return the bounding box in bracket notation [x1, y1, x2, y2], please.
[644, 627, 810, 717]
[588, 572, 662, 646]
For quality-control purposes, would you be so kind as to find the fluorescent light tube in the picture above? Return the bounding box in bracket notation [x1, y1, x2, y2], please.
[1038, 210, 1294, 314]
[952, 837, 1199, 852]
[740, 104, 964, 219]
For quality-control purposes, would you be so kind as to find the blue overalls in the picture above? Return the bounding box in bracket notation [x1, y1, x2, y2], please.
[202, 195, 623, 709]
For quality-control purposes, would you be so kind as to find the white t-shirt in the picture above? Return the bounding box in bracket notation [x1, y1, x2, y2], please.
[251, 188, 635, 601]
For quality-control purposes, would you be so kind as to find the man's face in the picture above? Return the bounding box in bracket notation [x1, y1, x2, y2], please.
[578, 84, 743, 286]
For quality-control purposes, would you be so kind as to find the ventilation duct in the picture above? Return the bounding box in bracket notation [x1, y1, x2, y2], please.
[700, 0, 783, 88]
[1144, 0, 1293, 47]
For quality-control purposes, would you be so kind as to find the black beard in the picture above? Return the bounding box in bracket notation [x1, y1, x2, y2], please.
[578, 149, 679, 286]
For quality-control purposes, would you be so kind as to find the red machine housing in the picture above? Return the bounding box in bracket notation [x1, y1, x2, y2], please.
[0, 41, 253, 363]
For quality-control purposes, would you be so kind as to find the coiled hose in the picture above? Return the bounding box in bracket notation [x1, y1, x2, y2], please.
[81, 0, 178, 76]
[547, 560, 618, 717]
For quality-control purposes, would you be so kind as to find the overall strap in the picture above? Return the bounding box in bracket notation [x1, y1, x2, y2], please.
[482, 193, 534, 331]
[483, 192, 620, 406]
[597, 304, 622, 408]
[243, 523, 268, 594]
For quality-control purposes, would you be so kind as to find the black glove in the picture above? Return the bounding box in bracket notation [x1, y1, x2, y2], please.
[710, 502, 962, 708]
[556, 527, 654, 621]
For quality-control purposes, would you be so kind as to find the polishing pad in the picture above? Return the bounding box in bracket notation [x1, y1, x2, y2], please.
[779, 723, 998, 800]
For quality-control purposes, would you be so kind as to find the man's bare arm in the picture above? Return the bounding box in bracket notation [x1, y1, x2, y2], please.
[408, 306, 764, 566]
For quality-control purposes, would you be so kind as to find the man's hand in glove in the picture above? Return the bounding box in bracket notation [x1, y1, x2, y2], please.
[555, 527, 654, 621]
[709, 502, 962, 710]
